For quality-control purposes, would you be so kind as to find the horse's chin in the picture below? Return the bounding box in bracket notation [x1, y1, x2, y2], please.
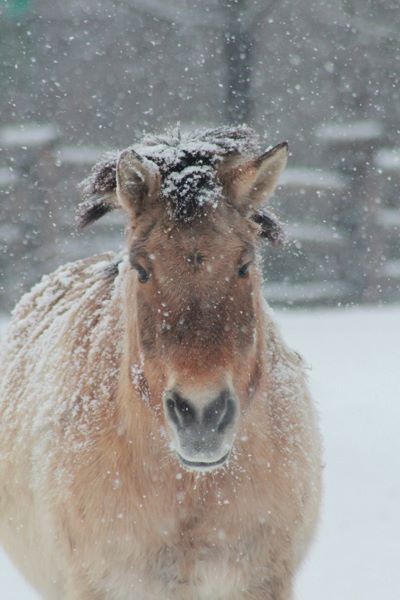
[177, 451, 231, 472]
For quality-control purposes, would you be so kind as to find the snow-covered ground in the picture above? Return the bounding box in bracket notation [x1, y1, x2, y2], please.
[0, 306, 399, 599]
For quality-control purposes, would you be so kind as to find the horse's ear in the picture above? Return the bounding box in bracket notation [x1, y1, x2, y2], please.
[225, 142, 288, 211]
[116, 149, 160, 219]
[76, 149, 160, 228]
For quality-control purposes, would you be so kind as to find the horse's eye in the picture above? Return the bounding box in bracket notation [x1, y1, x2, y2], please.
[238, 262, 251, 278]
[136, 265, 150, 283]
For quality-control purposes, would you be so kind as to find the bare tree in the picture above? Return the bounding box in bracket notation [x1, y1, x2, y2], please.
[132, 0, 280, 124]
[221, 0, 280, 124]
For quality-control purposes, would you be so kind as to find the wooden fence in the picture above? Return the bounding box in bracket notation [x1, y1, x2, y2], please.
[1, 122, 399, 310]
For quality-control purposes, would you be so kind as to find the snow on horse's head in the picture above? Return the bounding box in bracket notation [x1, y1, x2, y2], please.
[78, 127, 288, 471]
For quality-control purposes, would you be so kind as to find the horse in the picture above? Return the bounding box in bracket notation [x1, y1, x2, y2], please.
[0, 127, 321, 599]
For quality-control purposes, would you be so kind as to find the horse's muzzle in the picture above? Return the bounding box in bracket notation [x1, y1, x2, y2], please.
[163, 388, 237, 471]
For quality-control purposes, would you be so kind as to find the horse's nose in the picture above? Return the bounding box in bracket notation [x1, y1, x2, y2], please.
[165, 392, 196, 428]
[164, 388, 237, 470]
[164, 389, 235, 432]
[203, 390, 235, 432]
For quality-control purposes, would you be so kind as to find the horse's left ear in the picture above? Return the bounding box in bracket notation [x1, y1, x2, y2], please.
[225, 142, 288, 210]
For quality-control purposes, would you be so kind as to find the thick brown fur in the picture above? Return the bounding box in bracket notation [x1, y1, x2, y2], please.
[0, 128, 321, 600]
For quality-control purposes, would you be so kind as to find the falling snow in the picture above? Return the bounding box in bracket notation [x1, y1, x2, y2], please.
[0, 0, 399, 598]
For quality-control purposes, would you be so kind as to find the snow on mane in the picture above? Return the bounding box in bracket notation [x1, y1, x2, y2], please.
[78, 126, 260, 225]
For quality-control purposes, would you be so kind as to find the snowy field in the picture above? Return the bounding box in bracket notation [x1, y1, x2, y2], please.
[0, 305, 399, 599]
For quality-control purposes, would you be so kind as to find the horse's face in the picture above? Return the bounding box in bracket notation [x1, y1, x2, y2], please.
[80, 129, 288, 471]
[129, 207, 260, 470]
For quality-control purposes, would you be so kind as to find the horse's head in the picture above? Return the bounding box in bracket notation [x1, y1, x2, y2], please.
[79, 128, 288, 471]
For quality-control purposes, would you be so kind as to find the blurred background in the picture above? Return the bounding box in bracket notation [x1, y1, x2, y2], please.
[1, 0, 399, 312]
[1, 2, 400, 599]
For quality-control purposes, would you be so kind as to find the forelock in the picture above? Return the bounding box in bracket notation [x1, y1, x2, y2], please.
[132, 126, 260, 222]
[78, 126, 261, 226]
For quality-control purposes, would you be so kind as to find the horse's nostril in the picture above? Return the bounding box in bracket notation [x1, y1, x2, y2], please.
[217, 397, 236, 433]
[203, 391, 235, 433]
[175, 396, 193, 418]
[165, 396, 180, 428]
[165, 393, 196, 428]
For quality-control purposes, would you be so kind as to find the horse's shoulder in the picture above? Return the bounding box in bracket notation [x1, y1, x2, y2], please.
[0, 253, 124, 469]
[0, 252, 123, 378]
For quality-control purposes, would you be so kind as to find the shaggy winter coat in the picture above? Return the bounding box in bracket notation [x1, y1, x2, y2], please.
[0, 127, 321, 600]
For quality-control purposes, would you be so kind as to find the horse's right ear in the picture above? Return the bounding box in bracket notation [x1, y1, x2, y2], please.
[76, 149, 160, 228]
[116, 149, 160, 220]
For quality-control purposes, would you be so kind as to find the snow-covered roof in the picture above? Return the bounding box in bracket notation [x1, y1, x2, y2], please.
[54, 145, 111, 166]
[280, 167, 346, 190]
[375, 148, 400, 172]
[0, 167, 17, 187]
[315, 120, 383, 143]
[0, 124, 59, 148]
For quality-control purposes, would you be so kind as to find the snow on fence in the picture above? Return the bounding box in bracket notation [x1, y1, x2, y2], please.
[0, 123, 399, 309]
[375, 148, 400, 173]
[280, 167, 347, 191]
[54, 145, 111, 167]
[0, 123, 59, 148]
[0, 167, 17, 188]
[315, 120, 384, 144]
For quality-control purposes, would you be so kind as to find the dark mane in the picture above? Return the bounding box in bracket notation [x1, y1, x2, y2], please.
[77, 126, 284, 244]
[78, 126, 260, 224]
[135, 126, 260, 175]
[135, 127, 260, 221]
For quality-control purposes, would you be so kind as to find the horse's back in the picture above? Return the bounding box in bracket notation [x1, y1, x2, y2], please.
[0, 252, 118, 447]
[0, 252, 121, 597]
